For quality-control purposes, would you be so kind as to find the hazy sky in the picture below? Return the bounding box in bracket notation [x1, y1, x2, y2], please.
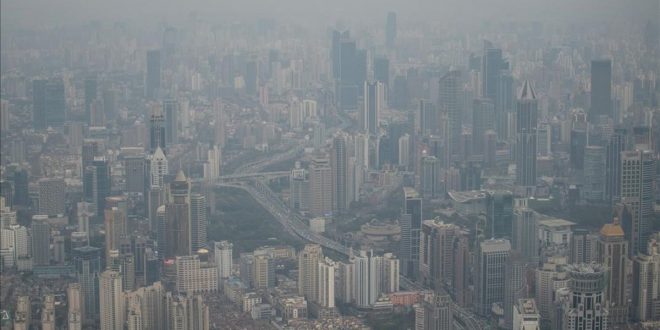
[2, 0, 658, 30]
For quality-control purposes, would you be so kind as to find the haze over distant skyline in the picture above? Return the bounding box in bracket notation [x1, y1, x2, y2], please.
[2, 0, 658, 30]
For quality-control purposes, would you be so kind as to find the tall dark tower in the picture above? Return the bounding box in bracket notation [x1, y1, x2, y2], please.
[605, 128, 627, 203]
[331, 134, 348, 213]
[515, 81, 538, 193]
[163, 99, 178, 145]
[145, 50, 161, 100]
[385, 12, 397, 49]
[164, 170, 191, 258]
[84, 157, 111, 218]
[481, 41, 506, 101]
[33, 78, 66, 129]
[149, 104, 166, 153]
[32, 79, 47, 129]
[439, 70, 461, 155]
[590, 59, 612, 121]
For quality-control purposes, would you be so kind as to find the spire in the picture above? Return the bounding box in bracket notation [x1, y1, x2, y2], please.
[175, 169, 187, 182]
[518, 80, 536, 100]
[152, 146, 165, 159]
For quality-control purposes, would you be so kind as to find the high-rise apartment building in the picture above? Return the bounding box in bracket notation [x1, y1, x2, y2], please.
[100, 270, 124, 330]
[298, 244, 323, 303]
[309, 158, 333, 216]
[190, 193, 207, 251]
[31, 215, 51, 266]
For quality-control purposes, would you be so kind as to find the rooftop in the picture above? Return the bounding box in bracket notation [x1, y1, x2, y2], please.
[538, 218, 575, 228]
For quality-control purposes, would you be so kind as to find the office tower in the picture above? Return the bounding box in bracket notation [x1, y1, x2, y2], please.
[175, 255, 219, 293]
[308, 157, 332, 216]
[385, 12, 396, 48]
[513, 299, 540, 330]
[596, 219, 628, 324]
[570, 229, 599, 265]
[419, 220, 460, 290]
[251, 253, 274, 290]
[13, 168, 29, 207]
[438, 70, 461, 154]
[31, 215, 51, 266]
[331, 135, 348, 213]
[123, 155, 145, 194]
[289, 167, 309, 211]
[32, 78, 66, 129]
[561, 264, 609, 330]
[38, 178, 65, 216]
[570, 128, 588, 170]
[239, 253, 254, 287]
[82, 139, 101, 172]
[84, 77, 98, 124]
[472, 98, 495, 155]
[318, 258, 336, 308]
[400, 187, 422, 280]
[418, 99, 437, 136]
[420, 156, 441, 198]
[100, 270, 124, 330]
[632, 235, 660, 321]
[373, 56, 389, 87]
[123, 282, 167, 330]
[149, 104, 166, 152]
[190, 193, 207, 251]
[620, 150, 655, 255]
[515, 81, 538, 193]
[214, 241, 233, 279]
[398, 134, 410, 169]
[504, 254, 528, 329]
[0, 99, 8, 134]
[496, 71, 514, 140]
[298, 244, 323, 303]
[213, 101, 226, 147]
[451, 234, 470, 307]
[475, 239, 511, 316]
[486, 191, 513, 239]
[84, 157, 111, 217]
[535, 257, 569, 322]
[104, 207, 126, 267]
[331, 30, 342, 80]
[482, 42, 507, 101]
[163, 99, 179, 144]
[73, 246, 101, 323]
[590, 59, 612, 121]
[41, 294, 55, 330]
[164, 170, 191, 258]
[146, 50, 161, 99]
[422, 291, 454, 330]
[245, 60, 258, 95]
[204, 145, 221, 181]
[102, 88, 117, 121]
[512, 199, 538, 263]
[150, 147, 168, 188]
[605, 128, 626, 202]
[583, 146, 606, 201]
[363, 80, 384, 135]
[67, 284, 83, 330]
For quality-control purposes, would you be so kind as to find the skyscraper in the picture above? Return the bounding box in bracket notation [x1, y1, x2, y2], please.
[31, 216, 51, 266]
[515, 81, 538, 194]
[569, 228, 598, 264]
[422, 291, 454, 330]
[84, 157, 111, 217]
[298, 244, 323, 303]
[583, 146, 606, 201]
[605, 128, 626, 202]
[512, 198, 538, 263]
[150, 147, 168, 188]
[309, 157, 333, 216]
[590, 59, 612, 121]
[67, 283, 83, 330]
[363, 80, 384, 135]
[318, 258, 336, 308]
[123, 155, 145, 194]
[632, 234, 660, 321]
[164, 170, 191, 258]
[331, 134, 348, 213]
[560, 264, 609, 330]
[32, 78, 66, 129]
[512, 299, 540, 330]
[400, 187, 422, 280]
[163, 99, 179, 145]
[73, 246, 102, 324]
[214, 241, 233, 279]
[99, 270, 124, 330]
[41, 294, 55, 330]
[472, 98, 495, 156]
[438, 70, 461, 155]
[84, 77, 98, 125]
[104, 206, 126, 267]
[620, 150, 655, 255]
[481, 42, 507, 101]
[419, 219, 460, 290]
[190, 193, 207, 251]
[420, 156, 441, 198]
[385, 12, 396, 49]
[486, 190, 513, 239]
[146, 50, 161, 99]
[149, 104, 166, 152]
[475, 239, 511, 316]
[597, 218, 628, 324]
[38, 178, 65, 216]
